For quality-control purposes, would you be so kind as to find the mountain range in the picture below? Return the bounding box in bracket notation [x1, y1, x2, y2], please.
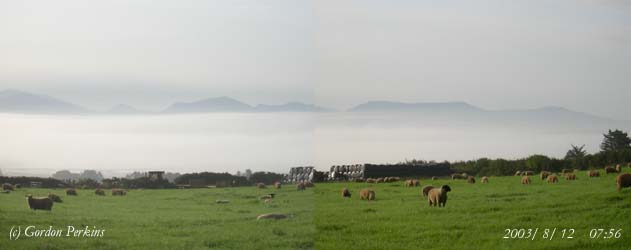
[0, 89, 617, 123]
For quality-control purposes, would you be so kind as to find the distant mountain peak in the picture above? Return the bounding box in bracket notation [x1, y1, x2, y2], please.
[255, 102, 332, 112]
[348, 100, 483, 112]
[163, 96, 253, 113]
[0, 89, 87, 114]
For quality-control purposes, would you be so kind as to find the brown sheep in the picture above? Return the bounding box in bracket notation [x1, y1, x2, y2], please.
[588, 170, 600, 177]
[26, 195, 53, 211]
[547, 175, 559, 183]
[111, 189, 127, 196]
[296, 182, 306, 191]
[467, 176, 475, 184]
[481, 176, 489, 183]
[561, 169, 573, 175]
[616, 173, 631, 192]
[427, 185, 451, 207]
[521, 176, 531, 185]
[341, 188, 351, 198]
[404, 180, 413, 187]
[274, 182, 281, 189]
[2, 183, 14, 191]
[66, 188, 78, 196]
[359, 189, 375, 201]
[421, 185, 434, 197]
[412, 179, 420, 186]
[256, 183, 266, 189]
[48, 193, 62, 203]
[95, 189, 105, 196]
[304, 181, 315, 188]
[540, 171, 551, 181]
[605, 167, 617, 174]
[256, 213, 287, 220]
[565, 173, 577, 181]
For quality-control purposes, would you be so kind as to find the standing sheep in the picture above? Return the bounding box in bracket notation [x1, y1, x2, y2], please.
[467, 176, 475, 184]
[365, 178, 376, 184]
[66, 188, 78, 196]
[375, 178, 384, 183]
[256, 183, 266, 189]
[95, 189, 106, 196]
[2, 183, 14, 191]
[421, 185, 434, 197]
[274, 182, 282, 189]
[26, 195, 53, 211]
[341, 188, 351, 198]
[547, 175, 559, 183]
[427, 185, 451, 207]
[616, 173, 631, 192]
[588, 170, 600, 178]
[481, 176, 489, 183]
[540, 171, 551, 181]
[112, 189, 127, 196]
[605, 167, 617, 174]
[359, 189, 375, 201]
[521, 176, 531, 185]
[565, 173, 577, 181]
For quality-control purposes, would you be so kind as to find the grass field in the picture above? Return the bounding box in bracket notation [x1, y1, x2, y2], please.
[1, 169, 630, 250]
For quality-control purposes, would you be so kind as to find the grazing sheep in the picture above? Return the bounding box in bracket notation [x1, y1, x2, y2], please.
[561, 169, 573, 174]
[2, 183, 14, 191]
[422, 185, 434, 197]
[26, 195, 53, 211]
[616, 173, 631, 192]
[383, 177, 391, 183]
[521, 171, 534, 176]
[95, 189, 105, 196]
[521, 176, 531, 185]
[304, 181, 315, 188]
[274, 182, 281, 189]
[616, 164, 621, 173]
[411, 180, 420, 186]
[355, 178, 365, 183]
[359, 189, 376, 201]
[341, 188, 351, 198]
[565, 173, 577, 181]
[48, 193, 62, 203]
[547, 175, 559, 183]
[452, 173, 466, 180]
[375, 178, 384, 183]
[391, 177, 401, 182]
[256, 183, 266, 189]
[467, 176, 476, 184]
[605, 167, 617, 174]
[66, 188, 77, 196]
[256, 213, 287, 220]
[481, 176, 489, 183]
[540, 171, 551, 181]
[296, 182, 306, 191]
[432, 176, 438, 180]
[514, 171, 522, 176]
[427, 185, 451, 207]
[588, 170, 600, 177]
[365, 178, 376, 183]
[111, 189, 127, 196]
[404, 180, 413, 187]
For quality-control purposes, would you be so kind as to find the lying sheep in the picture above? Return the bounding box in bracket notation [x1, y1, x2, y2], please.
[48, 193, 62, 203]
[359, 189, 375, 201]
[427, 185, 451, 207]
[616, 173, 631, 192]
[95, 189, 105, 196]
[112, 189, 127, 196]
[422, 185, 434, 197]
[256, 183, 266, 189]
[296, 182, 306, 191]
[547, 175, 559, 183]
[2, 183, 14, 191]
[341, 188, 351, 198]
[66, 188, 77, 196]
[521, 176, 531, 185]
[540, 171, 551, 181]
[467, 176, 476, 184]
[274, 182, 282, 189]
[256, 213, 287, 220]
[605, 167, 617, 174]
[26, 194, 53, 211]
[481, 176, 489, 183]
[565, 173, 577, 181]
[588, 170, 600, 177]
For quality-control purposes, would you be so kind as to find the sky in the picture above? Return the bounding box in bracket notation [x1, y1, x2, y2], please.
[1, 0, 630, 118]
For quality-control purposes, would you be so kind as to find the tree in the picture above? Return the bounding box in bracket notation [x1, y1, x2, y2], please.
[244, 169, 252, 180]
[565, 144, 587, 169]
[601, 129, 631, 152]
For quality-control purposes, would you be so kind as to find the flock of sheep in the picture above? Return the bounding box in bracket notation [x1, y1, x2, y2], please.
[1, 184, 128, 211]
[514, 165, 631, 192]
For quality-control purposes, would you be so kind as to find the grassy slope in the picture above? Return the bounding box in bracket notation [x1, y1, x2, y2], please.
[0, 187, 314, 250]
[314, 169, 631, 250]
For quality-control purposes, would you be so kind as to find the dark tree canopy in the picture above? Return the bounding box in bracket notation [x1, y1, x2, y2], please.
[601, 129, 631, 152]
[565, 144, 586, 160]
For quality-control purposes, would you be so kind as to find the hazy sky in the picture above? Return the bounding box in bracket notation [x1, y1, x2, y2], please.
[1, 0, 630, 118]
